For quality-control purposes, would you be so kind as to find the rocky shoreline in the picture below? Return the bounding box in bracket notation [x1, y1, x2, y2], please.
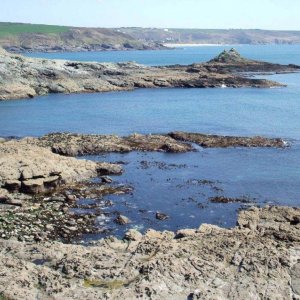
[1, 48, 299, 101]
[0, 130, 286, 196]
[0, 131, 287, 240]
[0, 205, 299, 299]
[1, 27, 300, 300]
[0, 130, 297, 299]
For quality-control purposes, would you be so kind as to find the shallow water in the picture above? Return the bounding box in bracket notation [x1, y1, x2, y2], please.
[2, 45, 300, 238]
[78, 145, 300, 240]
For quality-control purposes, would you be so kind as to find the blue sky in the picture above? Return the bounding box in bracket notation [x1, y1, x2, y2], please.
[1, 0, 299, 29]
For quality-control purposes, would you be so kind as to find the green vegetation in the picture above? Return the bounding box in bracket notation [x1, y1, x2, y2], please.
[0, 293, 10, 300]
[0, 22, 70, 37]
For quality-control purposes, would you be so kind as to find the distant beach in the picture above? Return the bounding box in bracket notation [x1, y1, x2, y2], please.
[164, 43, 230, 47]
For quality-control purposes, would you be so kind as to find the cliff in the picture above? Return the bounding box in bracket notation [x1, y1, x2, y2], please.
[0, 22, 165, 53]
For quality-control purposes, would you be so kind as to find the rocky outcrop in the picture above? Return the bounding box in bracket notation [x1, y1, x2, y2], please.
[0, 140, 122, 194]
[23, 131, 286, 157]
[0, 206, 299, 299]
[205, 48, 300, 73]
[25, 132, 194, 156]
[169, 131, 286, 148]
[0, 48, 298, 101]
[209, 48, 247, 63]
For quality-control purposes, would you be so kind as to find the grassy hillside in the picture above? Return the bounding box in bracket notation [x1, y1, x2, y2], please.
[0, 22, 70, 37]
[0, 22, 163, 52]
[118, 28, 300, 45]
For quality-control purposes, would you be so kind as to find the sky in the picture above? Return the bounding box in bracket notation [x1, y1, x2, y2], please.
[0, 0, 299, 30]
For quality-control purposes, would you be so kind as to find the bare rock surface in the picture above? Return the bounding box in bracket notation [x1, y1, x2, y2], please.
[0, 47, 297, 101]
[0, 140, 121, 194]
[207, 48, 300, 73]
[25, 132, 194, 156]
[23, 131, 285, 158]
[0, 206, 299, 299]
[169, 131, 286, 148]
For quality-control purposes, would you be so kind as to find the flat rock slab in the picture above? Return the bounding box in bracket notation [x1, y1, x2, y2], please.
[0, 140, 121, 194]
[24, 131, 285, 159]
[25, 132, 194, 156]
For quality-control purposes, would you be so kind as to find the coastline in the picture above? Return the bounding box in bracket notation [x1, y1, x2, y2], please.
[0, 132, 299, 299]
[0, 47, 296, 101]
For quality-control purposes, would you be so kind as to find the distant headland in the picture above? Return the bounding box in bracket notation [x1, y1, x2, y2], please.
[1, 22, 300, 53]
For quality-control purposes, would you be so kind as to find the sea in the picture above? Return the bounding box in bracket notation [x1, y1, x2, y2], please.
[1, 45, 300, 239]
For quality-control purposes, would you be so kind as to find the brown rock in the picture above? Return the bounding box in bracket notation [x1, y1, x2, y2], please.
[169, 131, 286, 148]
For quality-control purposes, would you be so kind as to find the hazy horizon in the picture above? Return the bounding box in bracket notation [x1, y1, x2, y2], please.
[1, 0, 299, 30]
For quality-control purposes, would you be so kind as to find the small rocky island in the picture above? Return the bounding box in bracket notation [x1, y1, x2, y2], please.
[0, 48, 299, 100]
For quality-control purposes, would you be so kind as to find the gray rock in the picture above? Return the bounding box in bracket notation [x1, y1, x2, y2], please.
[115, 215, 131, 225]
[0, 48, 293, 101]
[0, 206, 298, 300]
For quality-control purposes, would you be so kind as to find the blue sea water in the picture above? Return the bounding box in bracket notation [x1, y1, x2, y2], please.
[1, 45, 300, 238]
[25, 44, 300, 66]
